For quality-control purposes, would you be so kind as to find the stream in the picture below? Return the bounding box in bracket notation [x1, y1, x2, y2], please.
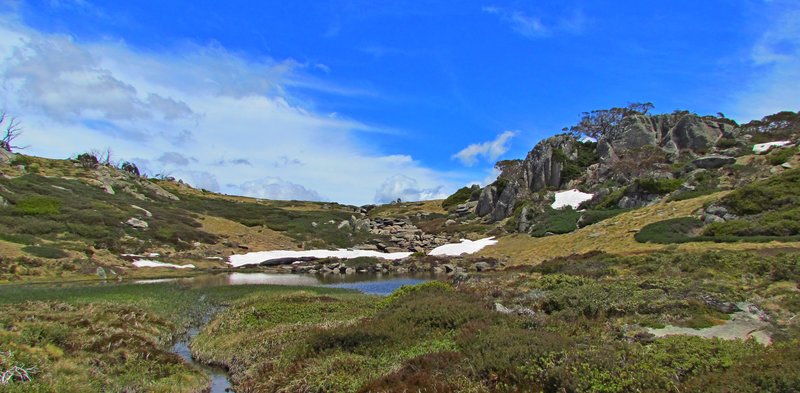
[154, 272, 432, 393]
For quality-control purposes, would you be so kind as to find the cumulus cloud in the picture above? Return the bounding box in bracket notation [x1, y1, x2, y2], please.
[453, 130, 517, 166]
[0, 12, 459, 204]
[4, 35, 196, 121]
[233, 177, 325, 201]
[374, 175, 447, 203]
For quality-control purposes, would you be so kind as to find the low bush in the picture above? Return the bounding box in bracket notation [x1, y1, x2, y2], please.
[635, 217, 703, 244]
[719, 168, 800, 215]
[529, 208, 582, 237]
[767, 146, 796, 165]
[14, 196, 61, 215]
[442, 185, 478, 210]
[635, 178, 684, 194]
[21, 246, 69, 259]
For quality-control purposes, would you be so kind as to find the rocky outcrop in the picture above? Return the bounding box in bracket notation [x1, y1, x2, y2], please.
[474, 113, 741, 223]
[599, 113, 735, 162]
[477, 135, 577, 222]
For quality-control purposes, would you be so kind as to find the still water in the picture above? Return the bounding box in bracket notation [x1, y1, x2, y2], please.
[134, 272, 433, 296]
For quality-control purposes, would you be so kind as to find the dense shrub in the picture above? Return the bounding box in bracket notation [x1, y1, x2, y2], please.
[635, 177, 683, 194]
[21, 246, 69, 259]
[529, 208, 582, 237]
[14, 196, 61, 215]
[720, 168, 800, 215]
[683, 341, 800, 393]
[442, 185, 478, 210]
[767, 146, 796, 165]
[635, 217, 703, 244]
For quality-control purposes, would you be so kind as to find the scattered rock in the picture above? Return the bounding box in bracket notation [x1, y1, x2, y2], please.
[473, 261, 492, 272]
[445, 219, 457, 226]
[126, 218, 149, 228]
[131, 204, 153, 218]
[96, 267, 107, 279]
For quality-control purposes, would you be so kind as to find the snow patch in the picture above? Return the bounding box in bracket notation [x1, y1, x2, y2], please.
[228, 249, 413, 268]
[753, 141, 791, 154]
[132, 259, 195, 269]
[428, 237, 498, 256]
[552, 189, 594, 210]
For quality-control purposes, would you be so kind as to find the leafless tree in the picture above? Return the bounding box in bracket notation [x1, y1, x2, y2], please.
[0, 111, 25, 152]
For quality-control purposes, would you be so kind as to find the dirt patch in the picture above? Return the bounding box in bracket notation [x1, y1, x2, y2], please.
[647, 303, 772, 345]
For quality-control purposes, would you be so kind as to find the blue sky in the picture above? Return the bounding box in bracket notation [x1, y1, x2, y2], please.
[0, 0, 798, 204]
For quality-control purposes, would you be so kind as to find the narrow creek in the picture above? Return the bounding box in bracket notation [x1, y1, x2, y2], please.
[156, 272, 432, 393]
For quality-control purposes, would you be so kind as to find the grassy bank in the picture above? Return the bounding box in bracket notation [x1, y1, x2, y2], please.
[0, 282, 357, 392]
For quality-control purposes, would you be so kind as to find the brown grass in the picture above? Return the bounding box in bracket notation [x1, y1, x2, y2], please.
[369, 199, 447, 218]
[479, 192, 800, 266]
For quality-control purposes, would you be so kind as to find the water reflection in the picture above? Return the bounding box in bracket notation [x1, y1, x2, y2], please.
[133, 272, 435, 296]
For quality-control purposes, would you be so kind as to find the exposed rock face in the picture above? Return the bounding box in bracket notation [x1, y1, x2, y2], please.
[599, 113, 734, 162]
[477, 135, 576, 222]
[474, 113, 740, 223]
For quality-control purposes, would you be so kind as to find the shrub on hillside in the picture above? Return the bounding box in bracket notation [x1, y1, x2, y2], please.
[767, 147, 796, 166]
[635, 178, 683, 194]
[14, 196, 61, 215]
[719, 168, 800, 215]
[442, 185, 478, 210]
[21, 245, 68, 259]
[635, 217, 703, 244]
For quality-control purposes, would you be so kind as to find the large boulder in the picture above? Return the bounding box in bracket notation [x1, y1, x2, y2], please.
[521, 135, 577, 191]
[692, 155, 736, 169]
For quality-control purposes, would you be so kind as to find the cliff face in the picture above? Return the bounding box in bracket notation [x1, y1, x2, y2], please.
[476, 135, 578, 222]
[475, 113, 740, 222]
[598, 113, 736, 162]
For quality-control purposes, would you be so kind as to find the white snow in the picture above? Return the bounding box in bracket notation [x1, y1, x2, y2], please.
[552, 189, 594, 210]
[132, 259, 196, 269]
[753, 141, 791, 154]
[428, 237, 498, 256]
[228, 249, 413, 268]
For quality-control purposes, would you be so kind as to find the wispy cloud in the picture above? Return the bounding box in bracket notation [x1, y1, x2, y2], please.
[728, 1, 800, 121]
[482, 6, 587, 39]
[453, 130, 517, 166]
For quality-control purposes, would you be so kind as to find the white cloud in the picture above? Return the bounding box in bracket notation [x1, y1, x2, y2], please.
[728, 3, 800, 122]
[453, 130, 516, 166]
[233, 177, 325, 201]
[0, 12, 461, 205]
[4, 35, 196, 121]
[482, 6, 586, 39]
[374, 175, 448, 203]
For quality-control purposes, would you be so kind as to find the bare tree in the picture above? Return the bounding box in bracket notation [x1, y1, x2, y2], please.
[0, 111, 24, 152]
